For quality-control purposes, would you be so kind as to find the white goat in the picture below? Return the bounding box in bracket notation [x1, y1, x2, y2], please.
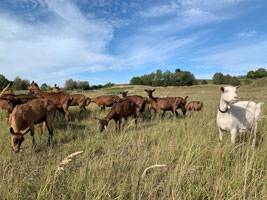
[216, 86, 263, 147]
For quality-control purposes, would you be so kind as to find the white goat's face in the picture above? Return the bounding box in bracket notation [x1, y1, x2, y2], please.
[220, 86, 240, 104]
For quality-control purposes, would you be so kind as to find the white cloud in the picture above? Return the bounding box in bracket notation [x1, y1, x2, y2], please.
[238, 30, 257, 37]
[194, 39, 267, 73]
[0, 0, 115, 85]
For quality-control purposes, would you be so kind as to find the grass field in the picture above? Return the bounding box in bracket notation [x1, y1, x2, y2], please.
[0, 83, 266, 199]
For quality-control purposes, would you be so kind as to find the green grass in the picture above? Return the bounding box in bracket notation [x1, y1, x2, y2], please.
[0, 85, 266, 199]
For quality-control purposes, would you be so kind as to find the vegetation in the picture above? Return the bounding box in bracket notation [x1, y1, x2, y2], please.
[0, 74, 10, 88]
[130, 69, 197, 86]
[212, 73, 241, 86]
[247, 68, 267, 79]
[200, 80, 208, 85]
[0, 84, 266, 199]
[12, 77, 30, 90]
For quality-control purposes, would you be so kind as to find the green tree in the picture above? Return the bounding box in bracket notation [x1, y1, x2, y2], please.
[40, 83, 48, 91]
[229, 76, 241, 86]
[12, 77, 30, 90]
[247, 71, 255, 79]
[130, 77, 143, 85]
[254, 68, 267, 78]
[154, 70, 163, 86]
[77, 81, 90, 90]
[163, 70, 172, 87]
[213, 73, 225, 84]
[64, 79, 77, 90]
[0, 74, 10, 88]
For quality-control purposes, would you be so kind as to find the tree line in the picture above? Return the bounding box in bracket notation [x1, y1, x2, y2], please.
[130, 69, 197, 86]
[1, 67, 266, 90]
[246, 68, 267, 79]
[0, 75, 114, 91]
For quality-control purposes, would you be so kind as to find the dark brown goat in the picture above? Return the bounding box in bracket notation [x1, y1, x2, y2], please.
[9, 98, 57, 152]
[145, 89, 188, 118]
[95, 99, 139, 132]
[69, 94, 91, 114]
[91, 95, 121, 110]
[28, 81, 73, 121]
[186, 101, 203, 112]
[119, 91, 147, 116]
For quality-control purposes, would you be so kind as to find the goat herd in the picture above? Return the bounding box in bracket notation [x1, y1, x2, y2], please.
[0, 82, 263, 153]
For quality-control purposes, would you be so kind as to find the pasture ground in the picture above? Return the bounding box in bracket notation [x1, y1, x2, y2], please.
[0, 84, 266, 199]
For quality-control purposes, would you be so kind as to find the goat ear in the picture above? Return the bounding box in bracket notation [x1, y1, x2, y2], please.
[10, 127, 15, 135]
[144, 89, 148, 92]
[185, 96, 188, 100]
[152, 89, 155, 92]
[126, 91, 128, 93]
[220, 86, 225, 92]
[236, 85, 241, 89]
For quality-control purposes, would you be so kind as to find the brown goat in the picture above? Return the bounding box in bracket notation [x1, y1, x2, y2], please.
[0, 99, 11, 120]
[186, 101, 203, 112]
[119, 91, 147, 115]
[0, 84, 12, 119]
[8, 98, 57, 152]
[69, 94, 91, 114]
[28, 81, 73, 121]
[95, 99, 139, 132]
[52, 84, 60, 93]
[145, 89, 188, 118]
[0, 92, 43, 121]
[91, 95, 121, 110]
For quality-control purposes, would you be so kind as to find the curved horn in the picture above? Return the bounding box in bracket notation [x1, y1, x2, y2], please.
[0, 83, 11, 97]
[20, 128, 31, 135]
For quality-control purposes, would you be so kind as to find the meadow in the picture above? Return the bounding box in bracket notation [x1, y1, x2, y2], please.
[0, 82, 266, 199]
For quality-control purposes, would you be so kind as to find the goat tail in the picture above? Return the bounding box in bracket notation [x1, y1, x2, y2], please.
[255, 102, 264, 121]
[257, 102, 264, 108]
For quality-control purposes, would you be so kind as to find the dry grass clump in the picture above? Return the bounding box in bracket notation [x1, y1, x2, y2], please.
[55, 151, 83, 176]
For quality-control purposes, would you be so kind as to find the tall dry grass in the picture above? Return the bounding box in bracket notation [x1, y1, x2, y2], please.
[0, 84, 266, 199]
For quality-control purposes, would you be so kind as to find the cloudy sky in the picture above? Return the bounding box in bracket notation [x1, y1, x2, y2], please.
[0, 0, 267, 86]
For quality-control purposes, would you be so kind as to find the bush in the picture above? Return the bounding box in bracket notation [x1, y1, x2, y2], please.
[201, 80, 208, 85]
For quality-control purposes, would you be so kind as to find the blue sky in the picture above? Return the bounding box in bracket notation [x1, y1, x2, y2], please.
[0, 0, 267, 86]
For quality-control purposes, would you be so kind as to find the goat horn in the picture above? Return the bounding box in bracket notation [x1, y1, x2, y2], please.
[0, 83, 11, 97]
[21, 128, 31, 135]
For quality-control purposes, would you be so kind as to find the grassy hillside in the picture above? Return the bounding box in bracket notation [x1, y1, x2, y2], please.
[0, 85, 266, 199]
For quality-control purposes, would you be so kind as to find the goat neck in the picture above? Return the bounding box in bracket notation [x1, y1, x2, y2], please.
[219, 96, 229, 113]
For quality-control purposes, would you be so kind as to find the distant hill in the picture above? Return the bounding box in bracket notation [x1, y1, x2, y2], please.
[244, 77, 267, 88]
